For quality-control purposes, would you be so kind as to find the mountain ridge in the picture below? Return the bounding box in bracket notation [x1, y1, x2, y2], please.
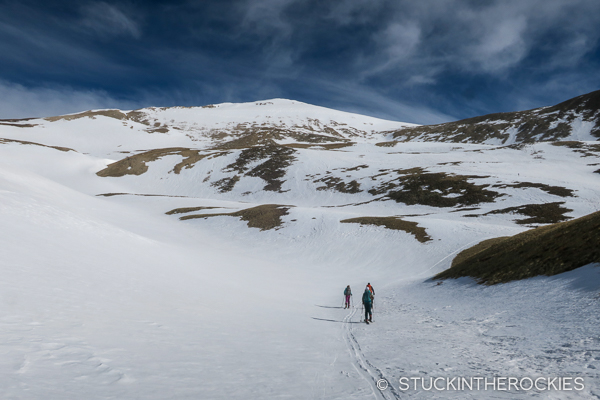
[385, 89, 600, 144]
[2, 91, 599, 150]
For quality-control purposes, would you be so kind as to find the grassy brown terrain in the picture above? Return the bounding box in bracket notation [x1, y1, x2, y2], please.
[368, 168, 500, 207]
[165, 206, 223, 215]
[487, 202, 573, 224]
[340, 216, 432, 243]
[0, 138, 74, 152]
[492, 182, 574, 197]
[176, 204, 291, 231]
[210, 127, 347, 150]
[434, 210, 600, 284]
[223, 144, 296, 192]
[96, 148, 221, 177]
[315, 176, 362, 193]
[45, 109, 129, 122]
[211, 176, 240, 193]
[0, 122, 37, 128]
[551, 141, 600, 157]
[464, 202, 573, 225]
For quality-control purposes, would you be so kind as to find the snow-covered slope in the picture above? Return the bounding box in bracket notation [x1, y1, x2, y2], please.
[0, 98, 417, 158]
[1, 94, 599, 399]
[386, 89, 600, 145]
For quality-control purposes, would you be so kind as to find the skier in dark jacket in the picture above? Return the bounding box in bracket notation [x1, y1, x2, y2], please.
[362, 287, 373, 323]
[344, 285, 352, 309]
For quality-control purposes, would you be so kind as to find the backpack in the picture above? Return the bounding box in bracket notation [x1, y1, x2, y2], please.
[362, 290, 372, 304]
[344, 287, 351, 296]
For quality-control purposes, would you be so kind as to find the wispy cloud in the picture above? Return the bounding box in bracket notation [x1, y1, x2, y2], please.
[0, 0, 598, 122]
[240, 0, 296, 36]
[462, 15, 528, 73]
[0, 3, 139, 80]
[233, 0, 600, 87]
[371, 21, 422, 74]
[236, 0, 302, 70]
[80, 2, 141, 39]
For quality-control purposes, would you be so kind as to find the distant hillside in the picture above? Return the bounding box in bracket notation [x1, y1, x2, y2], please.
[2, 91, 599, 231]
[434, 210, 600, 284]
[385, 89, 600, 145]
[40, 99, 415, 151]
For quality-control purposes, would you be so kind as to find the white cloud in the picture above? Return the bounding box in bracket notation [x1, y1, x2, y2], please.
[381, 22, 422, 63]
[342, 0, 600, 84]
[0, 81, 138, 119]
[80, 2, 141, 39]
[465, 15, 528, 72]
[358, 21, 423, 79]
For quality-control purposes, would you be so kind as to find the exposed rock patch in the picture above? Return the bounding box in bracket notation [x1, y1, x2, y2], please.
[464, 202, 573, 225]
[492, 182, 575, 197]
[211, 176, 240, 193]
[211, 127, 347, 150]
[368, 168, 500, 207]
[315, 176, 361, 193]
[222, 145, 296, 192]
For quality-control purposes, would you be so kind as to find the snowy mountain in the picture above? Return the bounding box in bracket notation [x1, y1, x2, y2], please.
[1, 92, 599, 399]
[386, 89, 600, 144]
[0, 98, 415, 157]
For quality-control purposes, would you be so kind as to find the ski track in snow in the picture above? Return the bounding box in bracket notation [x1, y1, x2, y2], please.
[343, 305, 401, 400]
[354, 271, 600, 400]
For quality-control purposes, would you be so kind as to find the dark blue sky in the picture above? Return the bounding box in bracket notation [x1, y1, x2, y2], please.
[1, 0, 599, 123]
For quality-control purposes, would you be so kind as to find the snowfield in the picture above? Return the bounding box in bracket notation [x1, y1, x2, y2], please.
[1, 99, 599, 399]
